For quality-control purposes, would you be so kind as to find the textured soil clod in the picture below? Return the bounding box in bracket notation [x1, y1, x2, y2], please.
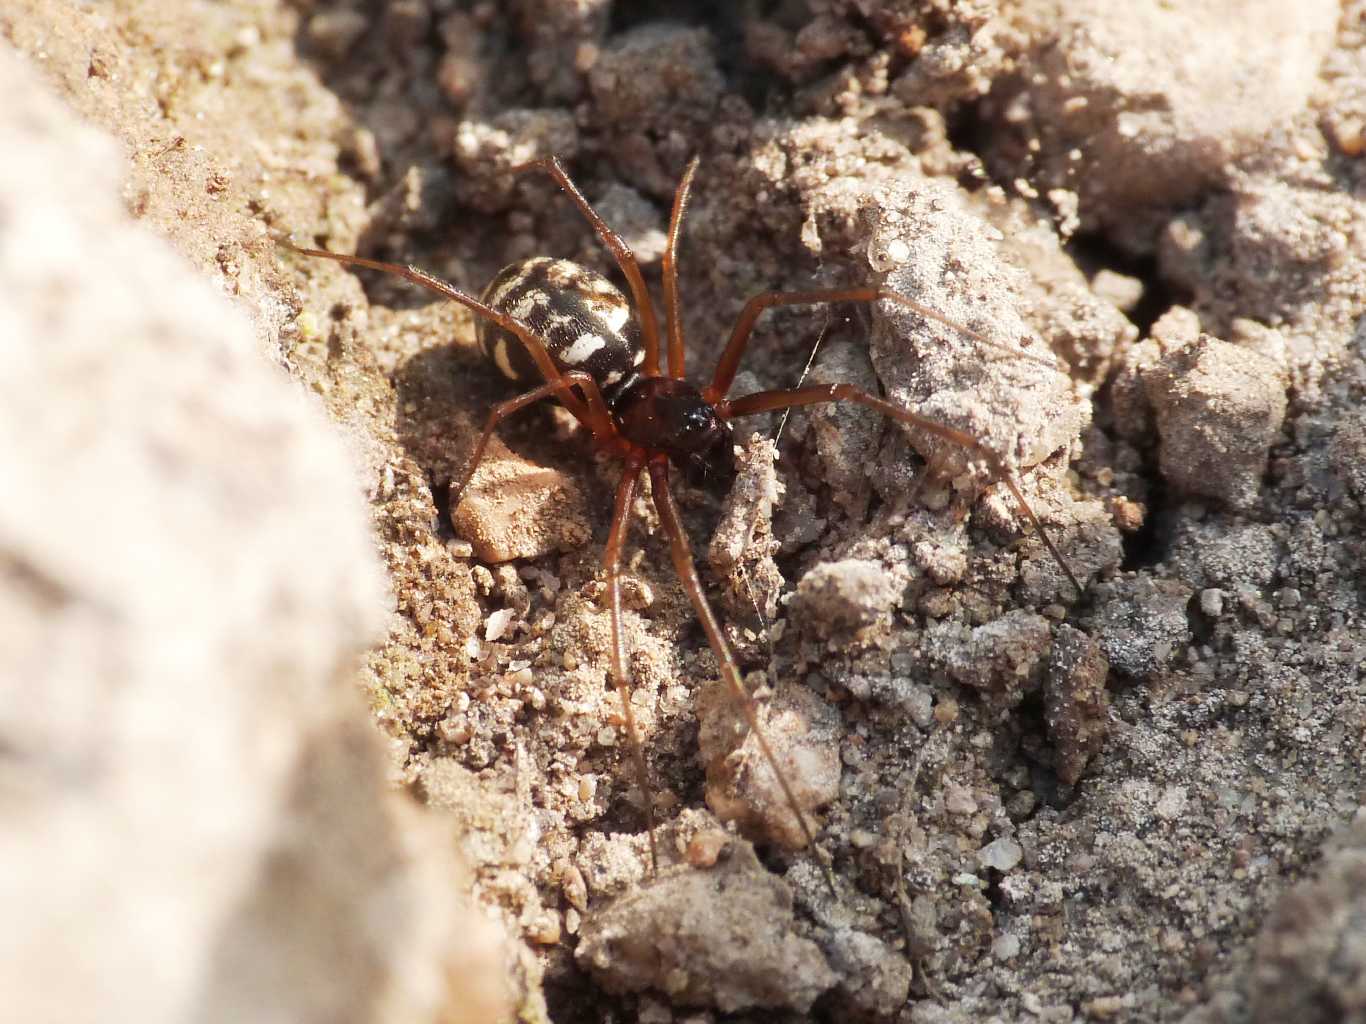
[1117, 313, 1292, 509]
[575, 837, 838, 1014]
[1085, 575, 1194, 683]
[930, 608, 1054, 708]
[1146, 335, 1290, 508]
[696, 678, 842, 851]
[868, 179, 1091, 482]
[454, 450, 592, 563]
[819, 925, 915, 1020]
[706, 434, 785, 622]
[1044, 624, 1111, 785]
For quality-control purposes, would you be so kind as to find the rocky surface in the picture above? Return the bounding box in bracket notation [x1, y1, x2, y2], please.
[4, 0, 1365, 1022]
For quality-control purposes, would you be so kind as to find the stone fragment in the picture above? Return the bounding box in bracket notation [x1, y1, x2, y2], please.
[933, 609, 1054, 708]
[1044, 625, 1110, 785]
[707, 435, 784, 622]
[978, 837, 1026, 873]
[452, 450, 591, 563]
[1089, 577, 1192, 681]
[1144, 335, 1288, 508]
[867, 181, 1089, 485]
[453, 107, 580, 212]
[576, 842, 837, 1013]
[790, 559, 901, 640]
[697, 681, 841, 851]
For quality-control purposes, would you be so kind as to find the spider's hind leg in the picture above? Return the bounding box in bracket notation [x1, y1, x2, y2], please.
[648, 459, 839, 894]
[601, 454, 660, 875]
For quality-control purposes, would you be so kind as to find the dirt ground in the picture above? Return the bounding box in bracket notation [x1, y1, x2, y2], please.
[5, 1, 1366, 1022]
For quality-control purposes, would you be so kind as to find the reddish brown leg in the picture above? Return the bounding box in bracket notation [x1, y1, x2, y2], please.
[661, 157, 699, 380]
[601, 453, 659, 874]
[280, 243, 617, 431]
[648, 458, 838, 894]
[510, 157, 664, 378]
[450, 370, 624, 510]
[705, 287, 1066, 404]
[721, 384, 1085, 599]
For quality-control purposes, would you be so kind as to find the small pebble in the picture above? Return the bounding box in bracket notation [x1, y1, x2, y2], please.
[978, 836, 1024, 872]
[685, 831, 729, 868]
[484, 607, 514, 642]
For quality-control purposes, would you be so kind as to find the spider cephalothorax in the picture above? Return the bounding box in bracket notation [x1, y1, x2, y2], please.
[613, 376, 736, 486]
[285, 155, 1084, 891]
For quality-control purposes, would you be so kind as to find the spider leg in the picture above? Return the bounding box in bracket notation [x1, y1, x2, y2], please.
[509, 157, 664, 377]
[721, 384, 1085, 600]
[450, 370, 624, 511]
[279, 243, 618, 433]
[662, 157, 699, 381]
[648, 459, 838, 895]
[602, 454, 659, 875]
[705, 287, 1067, 404]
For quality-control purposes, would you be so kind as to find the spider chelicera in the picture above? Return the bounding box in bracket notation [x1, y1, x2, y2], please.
[285, 156, 1083, 889]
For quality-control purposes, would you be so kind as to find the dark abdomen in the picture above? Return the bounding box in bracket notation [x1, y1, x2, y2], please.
[477, 257, 643, 394]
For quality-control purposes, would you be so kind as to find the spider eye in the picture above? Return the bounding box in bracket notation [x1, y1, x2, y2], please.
[682, 407, 711, 434]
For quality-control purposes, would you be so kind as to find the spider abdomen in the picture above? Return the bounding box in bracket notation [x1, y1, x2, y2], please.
[477, 256, 643, 399]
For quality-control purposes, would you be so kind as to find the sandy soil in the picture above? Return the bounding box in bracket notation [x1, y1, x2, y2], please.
[5, 1, 1366, 1022]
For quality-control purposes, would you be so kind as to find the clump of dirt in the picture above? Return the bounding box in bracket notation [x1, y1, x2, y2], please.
[576, 818, 836, 1015]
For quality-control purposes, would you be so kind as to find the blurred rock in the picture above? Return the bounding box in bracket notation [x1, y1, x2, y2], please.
[1251, 810, 1366, 1024]
[0, 48, 508, 1024]
[453, 107, 581, 212]
[989, 0, 1340, 232]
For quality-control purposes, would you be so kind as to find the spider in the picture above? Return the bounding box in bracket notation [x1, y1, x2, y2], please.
[284, 156, 1083, 888]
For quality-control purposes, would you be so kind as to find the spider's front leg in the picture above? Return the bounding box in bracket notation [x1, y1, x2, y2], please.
[703, 286, 1066, 406]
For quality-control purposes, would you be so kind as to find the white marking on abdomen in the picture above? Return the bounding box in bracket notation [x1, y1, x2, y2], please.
[511, 291, 549, 320]
[486, 273, 524, 312]
[493, 337, 518, 379]
[561, 332, 606, 366]
[600, 302, 630, 333]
